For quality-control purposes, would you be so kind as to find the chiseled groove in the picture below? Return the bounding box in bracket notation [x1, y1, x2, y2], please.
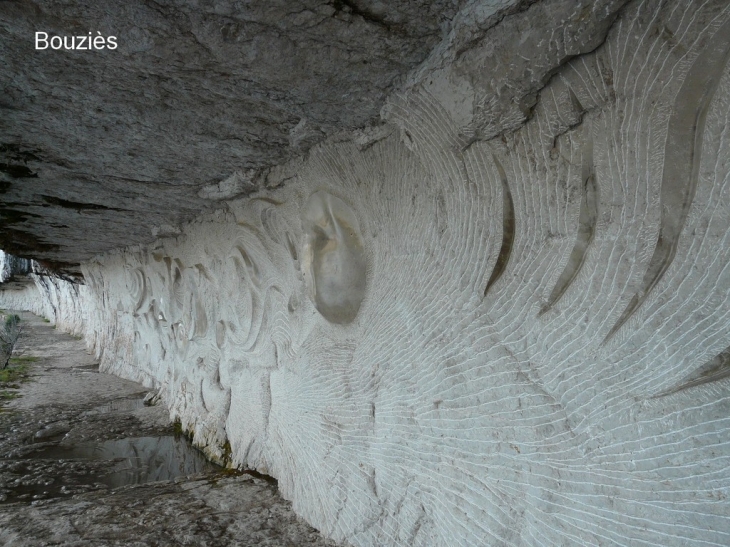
[603, 21, 730, 343]
[484, 155, 515, 297]
[653, 345, 730, 398]
[541, 122, 598, 315]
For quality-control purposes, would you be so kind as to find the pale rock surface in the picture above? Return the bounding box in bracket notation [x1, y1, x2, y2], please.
[0, 270, 87, 337]
[2, 0, 730, 545]
[0, 283, 45, 318]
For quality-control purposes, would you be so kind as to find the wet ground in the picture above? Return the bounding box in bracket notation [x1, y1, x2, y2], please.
[0, 312, 338, 547]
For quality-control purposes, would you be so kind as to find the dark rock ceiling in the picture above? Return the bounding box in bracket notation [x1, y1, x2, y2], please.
[1, 0, 466, 269]
[0, 0, 629, 272]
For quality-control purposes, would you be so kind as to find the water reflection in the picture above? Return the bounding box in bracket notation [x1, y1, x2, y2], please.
[0, 436, 220, 503]
[33, 436, 219, 487]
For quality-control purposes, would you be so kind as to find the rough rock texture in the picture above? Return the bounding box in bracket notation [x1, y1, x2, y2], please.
[0, 251, 31, 283]
[0, 0, 632, 269]
[404, 0, 631, 139]
[0, 272, 87, 336]
[0, 475, 339, 547]
[3, 0, 730, 545]
[1, 0, 474, 266]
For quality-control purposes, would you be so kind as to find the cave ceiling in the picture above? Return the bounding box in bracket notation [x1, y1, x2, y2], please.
[1, 0, 629, 272]
[1, 0, 471, 269]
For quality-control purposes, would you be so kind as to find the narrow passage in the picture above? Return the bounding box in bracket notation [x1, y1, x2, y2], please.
[0, 312, 336, 547]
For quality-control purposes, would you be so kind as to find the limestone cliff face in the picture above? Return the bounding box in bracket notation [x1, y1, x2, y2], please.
[0, 255, 87, 335]
[3, 0, 730, 545]
[0, 251, 31, 283]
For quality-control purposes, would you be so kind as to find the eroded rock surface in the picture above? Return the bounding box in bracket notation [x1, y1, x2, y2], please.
[0, 0, 634, 269]
[0, 252, 30, 283]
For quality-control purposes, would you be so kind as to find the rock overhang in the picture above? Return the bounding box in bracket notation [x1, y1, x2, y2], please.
[4, 1, 730, 545]
[0, 0, 471, 267]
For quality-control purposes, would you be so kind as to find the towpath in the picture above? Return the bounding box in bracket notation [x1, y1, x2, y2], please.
[0, 312, 337, 547]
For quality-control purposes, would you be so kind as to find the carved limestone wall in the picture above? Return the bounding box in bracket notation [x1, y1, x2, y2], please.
[0, 273, 88, 337]
[3, 0, 730, 544]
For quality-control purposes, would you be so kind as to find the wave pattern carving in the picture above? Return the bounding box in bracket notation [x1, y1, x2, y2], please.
[73, 2, 730, 545]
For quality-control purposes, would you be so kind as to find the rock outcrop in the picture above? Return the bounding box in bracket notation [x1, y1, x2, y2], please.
[3, 0, 730, 545]
[1, 0, 475, 267]
[0, 250, 31, 283]
[1, 0, 634, 269]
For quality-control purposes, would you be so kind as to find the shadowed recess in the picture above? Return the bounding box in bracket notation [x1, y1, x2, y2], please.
[653, 345, 730, 398]
[484, 155, 515, 296]
[0, 144, 40, 179]
[41, 195, 126, 212]
[603, 20, 730, 343]
[302, 191, 366, 324]
[541, 122, 598, 314]
[0, 164, 37, 179]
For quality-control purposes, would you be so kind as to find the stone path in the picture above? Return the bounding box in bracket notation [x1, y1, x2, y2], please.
[0, 312, 338, 547]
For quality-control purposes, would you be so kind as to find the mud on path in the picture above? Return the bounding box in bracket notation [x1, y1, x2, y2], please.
[0, 312, 337, 547]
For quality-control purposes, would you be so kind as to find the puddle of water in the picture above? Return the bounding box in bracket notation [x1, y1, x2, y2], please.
[0, 436, 220, 503]
[73, 364, 100, 372]
[33, 436, 219, 485]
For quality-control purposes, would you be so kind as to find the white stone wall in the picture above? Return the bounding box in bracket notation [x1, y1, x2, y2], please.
[0, 283, 42, 315]
[4, 0, 730, 544]
[31, 274, 89, 337]
[0, 274, 88, 337]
